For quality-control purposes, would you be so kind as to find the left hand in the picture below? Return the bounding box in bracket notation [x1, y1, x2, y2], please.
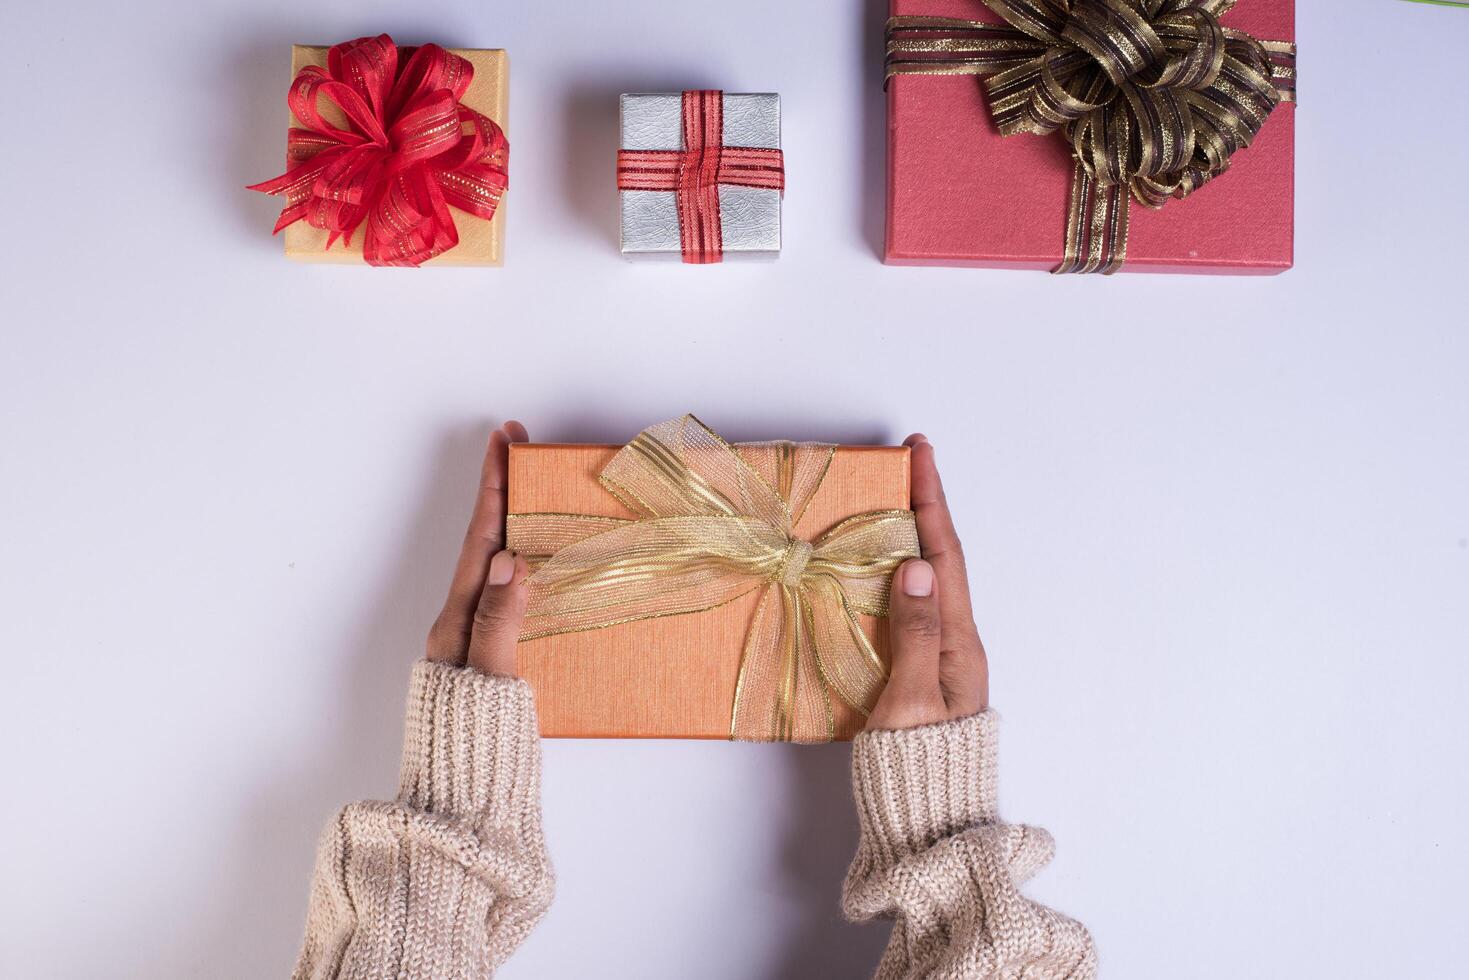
[425, 421, 532, 677]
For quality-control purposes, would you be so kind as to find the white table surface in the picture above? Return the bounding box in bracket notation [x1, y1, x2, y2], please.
[3, 1, 1466, 977]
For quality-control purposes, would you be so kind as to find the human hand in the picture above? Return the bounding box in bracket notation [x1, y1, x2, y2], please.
[425, 421, 531, 677]
[865, 435, 990, 731]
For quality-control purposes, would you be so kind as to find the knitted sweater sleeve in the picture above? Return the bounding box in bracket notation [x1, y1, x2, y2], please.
[293, 661, 554, 980]
[843, 711, 1096, 980]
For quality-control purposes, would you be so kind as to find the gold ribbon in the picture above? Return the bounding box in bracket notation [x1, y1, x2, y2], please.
[507, 416, 920, 743]
[885, 0, 1297, 274]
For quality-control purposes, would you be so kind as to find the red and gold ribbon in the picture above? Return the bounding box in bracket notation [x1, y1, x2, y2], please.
[616, 91, 786, 264]
[248, 35, 509, 267]
[506, 416, 918, 743]
[885, 0, 1296, 274]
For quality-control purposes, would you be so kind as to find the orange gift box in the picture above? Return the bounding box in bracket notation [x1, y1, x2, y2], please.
[508, 442, 911, 740]
[277, 44, 509, 266]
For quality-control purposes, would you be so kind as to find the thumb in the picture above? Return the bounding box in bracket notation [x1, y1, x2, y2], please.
[868, 559, 946, 730]
[467, 551, 530, 677]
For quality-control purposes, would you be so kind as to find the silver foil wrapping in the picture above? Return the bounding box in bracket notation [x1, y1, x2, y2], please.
[619, 92, 782, 261]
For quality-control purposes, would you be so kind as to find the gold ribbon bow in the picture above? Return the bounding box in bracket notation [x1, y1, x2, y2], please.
[507, 416, 920, 742]
[885, 0, 1297, 273]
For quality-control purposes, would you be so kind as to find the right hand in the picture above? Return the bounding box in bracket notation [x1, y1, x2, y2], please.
[425, 421, 532, 678]
[866, 434, 990, 731]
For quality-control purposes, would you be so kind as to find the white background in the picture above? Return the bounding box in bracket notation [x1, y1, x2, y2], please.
[2, 1, 1466, 977]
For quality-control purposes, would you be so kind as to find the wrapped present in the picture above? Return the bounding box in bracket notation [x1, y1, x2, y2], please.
[883, 1, 1297, 274]
[506, 417, 916, 741]
[617, 91, 785, 262]
[248, 35, 509, 267]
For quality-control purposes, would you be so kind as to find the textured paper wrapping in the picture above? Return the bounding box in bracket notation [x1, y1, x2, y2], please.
[885, 0, 1295, 274]
[509, 443, 910, 739]
[619, 93, 782, 260]
[282, 45, 508, 266]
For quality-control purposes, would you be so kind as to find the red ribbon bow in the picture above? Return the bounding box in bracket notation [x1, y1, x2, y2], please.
[616, 90, 785, 264]
[247, 35, 509, 267]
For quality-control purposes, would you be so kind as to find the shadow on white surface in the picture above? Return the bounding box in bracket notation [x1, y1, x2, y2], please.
[859, 0, 888, 260]
[527, 405, 896, 451]
[558, 68, 718, 253]
[152, 423, 493, 976]
[225, 29, 311, 245]
[766, 746, 893, 979]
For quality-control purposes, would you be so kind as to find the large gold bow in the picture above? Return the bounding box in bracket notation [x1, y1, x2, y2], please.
[506, 416, 920, 742]
[885, 0, 1297, 273]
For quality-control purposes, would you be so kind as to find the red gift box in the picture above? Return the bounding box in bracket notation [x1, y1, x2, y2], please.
[885, 0, 1296, 275]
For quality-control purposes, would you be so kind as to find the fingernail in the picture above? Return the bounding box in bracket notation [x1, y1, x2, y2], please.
[488, 550, 516, 586]
[902, 560, 934, 597]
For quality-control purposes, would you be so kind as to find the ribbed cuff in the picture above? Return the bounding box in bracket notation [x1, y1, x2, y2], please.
[850, 710, 1000, 862]
[396, 661, 542, 825]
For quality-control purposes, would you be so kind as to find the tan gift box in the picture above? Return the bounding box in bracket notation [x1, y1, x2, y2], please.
[280, 45, 508, 266]
[507, 442, 911, 740]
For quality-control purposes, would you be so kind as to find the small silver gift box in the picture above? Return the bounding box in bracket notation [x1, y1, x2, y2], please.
[618, 92, 783, 262]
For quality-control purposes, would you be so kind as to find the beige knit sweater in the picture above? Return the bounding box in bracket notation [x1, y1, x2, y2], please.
[844, 711, 1096, 979]
[293, 662, 553, 979]
[294, 662, 1094, 979]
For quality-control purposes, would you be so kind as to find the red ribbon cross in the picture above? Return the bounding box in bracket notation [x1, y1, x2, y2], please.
[248, 35, 508, 267]
[616, 90, 785, 264]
